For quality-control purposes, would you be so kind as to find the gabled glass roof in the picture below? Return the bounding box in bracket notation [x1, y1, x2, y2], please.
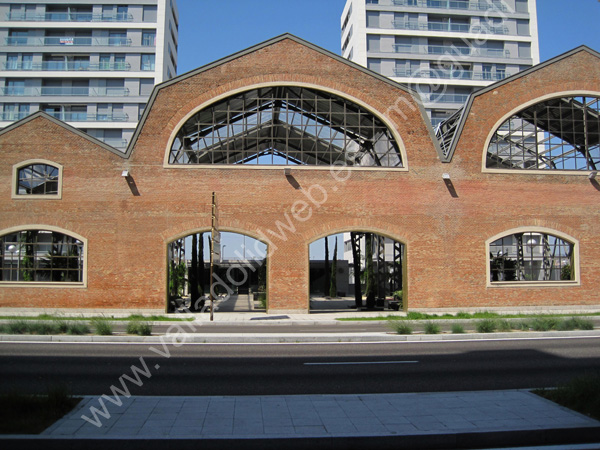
[169, 86, 402, 167]
[487, 96, 600, 170]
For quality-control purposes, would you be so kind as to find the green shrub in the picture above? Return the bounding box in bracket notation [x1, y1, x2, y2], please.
[53, 318, 69, 334]
[497, 319, 513, 332]
[574, 318, 594, 330]
[258, 292, 267, 310]
[126, 320, 152, 336]
[531, 317, 558, 332]
[424, 321, 440, 334]
[455, 312, 471, 319]
[513, 320, 531, 331]
[451, 323, 465, 334]
[475, 319, 497, 333]
[7, 320, 30, 334]
[29, 321, 60, 335]
[557, 317, 594, 331]
[557, 317, 577, 331]
[66, 322, 89, 335]
[389, 320, 412, 335]
[91, 318, 113, 336]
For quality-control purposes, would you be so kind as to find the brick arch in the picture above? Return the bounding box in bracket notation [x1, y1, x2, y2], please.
[306, 224, 409, 311]
[163, 81, 409, 170]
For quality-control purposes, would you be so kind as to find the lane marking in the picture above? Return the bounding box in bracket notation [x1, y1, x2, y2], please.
[304, 361, 418, 366]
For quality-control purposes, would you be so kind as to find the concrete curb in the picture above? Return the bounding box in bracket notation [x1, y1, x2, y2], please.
[1, 329, 599, 343]
[3, 427, 600, 450]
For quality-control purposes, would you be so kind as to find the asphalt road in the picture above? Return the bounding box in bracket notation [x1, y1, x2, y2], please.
[1, 336, 599, 396]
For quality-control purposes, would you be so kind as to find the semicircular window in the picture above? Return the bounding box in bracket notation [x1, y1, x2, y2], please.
[169, 86, 402, 167]
[17, 163, 59, 195]
[489, 231, 574, 283]
[487, 95, 600, 171]
[1, 230, 83, 283]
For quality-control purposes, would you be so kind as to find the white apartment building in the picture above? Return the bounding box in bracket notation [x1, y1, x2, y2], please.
[341, 0, 540, 126]
[0, 0, 178, 150]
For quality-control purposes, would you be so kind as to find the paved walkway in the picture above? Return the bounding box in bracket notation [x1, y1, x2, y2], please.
[39, 391, 598, 442]
[3, 304, 600, 322]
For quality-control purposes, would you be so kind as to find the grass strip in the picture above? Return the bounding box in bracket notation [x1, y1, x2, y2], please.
[0, 386, 80, 434]
[0, 314, 192, 322]
[338, 311, 600, 321]
[534, 373, 600, 421]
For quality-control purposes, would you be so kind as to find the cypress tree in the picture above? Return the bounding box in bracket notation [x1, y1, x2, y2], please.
[365, 233, 376, 309]
[189, 234, 199, 310]
[351, 232, 363, 309]
[329, 237, 338, 298]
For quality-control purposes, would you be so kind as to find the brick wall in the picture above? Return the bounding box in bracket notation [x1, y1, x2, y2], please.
[0, 38, 598, 312]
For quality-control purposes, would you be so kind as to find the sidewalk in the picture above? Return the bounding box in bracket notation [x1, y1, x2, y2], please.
[2, 305, 600, 343]
[4, 390, 599, 449]
[2, 303, 600, 322]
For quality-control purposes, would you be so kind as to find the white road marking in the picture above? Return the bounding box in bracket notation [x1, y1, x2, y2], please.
[304, 360, 418, 365]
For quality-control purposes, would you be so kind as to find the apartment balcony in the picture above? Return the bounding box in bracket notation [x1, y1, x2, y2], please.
[395, 68, 507, 81]
[5, 12, 133, 22]
[45, 112, 130, 122]
[0, 111, 30, 121]
[393, 44, 512, 59]
[99, 137, 128, 148]
[5, 37, 132, 47]
[421, 93, 470, 104]
[2, 61, 131, 72]
[391, 20, 509, 35]
[0, 87, 130, 96]
[390, 0, 507, 12]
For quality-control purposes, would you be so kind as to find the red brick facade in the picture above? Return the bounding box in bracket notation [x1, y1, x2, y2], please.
[1, 36, 599, 312]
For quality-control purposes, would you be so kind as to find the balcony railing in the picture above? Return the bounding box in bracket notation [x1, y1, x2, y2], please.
[5, 12, 133, 22]
[3, 61, 131, 71]
[394, 68, 507, 81]
[421, 93, 470, 104]
[391, 20, 509, 35]
[0, 111, 30, 121]
[5, 36, 132, 47]
[0, 87, 130, 96]
[393, 44, 512, 59]
[45, 112, 130, 122]
[100, 137, 128, 148]
[391, 0, 507, 12]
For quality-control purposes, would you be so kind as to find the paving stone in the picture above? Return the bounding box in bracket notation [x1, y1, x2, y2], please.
[41, 391, 600, 440]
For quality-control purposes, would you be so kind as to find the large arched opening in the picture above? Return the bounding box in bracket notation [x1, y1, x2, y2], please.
[308, 231, 406, 312]
[167, 231, 267, 313]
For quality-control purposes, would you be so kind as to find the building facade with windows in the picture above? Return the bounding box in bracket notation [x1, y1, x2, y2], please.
[0, 35, 598, 313]
[341, 0, 540, 126]
[0, 0, 178, 150]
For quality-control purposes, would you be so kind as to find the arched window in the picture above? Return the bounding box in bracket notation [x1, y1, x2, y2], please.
[169, 86, 403, 167]
[488, 230, 575, 284]
[13, 160, 62, 198]
[0, 229, 84, 283]
[487, 95, 600, 171]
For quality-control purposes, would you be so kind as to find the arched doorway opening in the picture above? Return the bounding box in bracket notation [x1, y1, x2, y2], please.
[167, 231, 267, 313]
[309, 232, 406, 312]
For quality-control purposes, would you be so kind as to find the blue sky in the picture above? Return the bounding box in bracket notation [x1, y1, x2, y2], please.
[176, 0, 600, 75]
